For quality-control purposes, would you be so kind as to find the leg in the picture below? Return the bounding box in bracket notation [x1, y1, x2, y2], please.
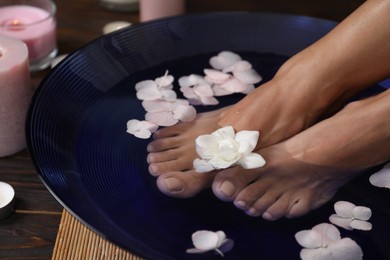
[213, 89, 390, 220]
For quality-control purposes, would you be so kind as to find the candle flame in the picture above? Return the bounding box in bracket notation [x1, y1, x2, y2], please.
[1, 18, 25, 31]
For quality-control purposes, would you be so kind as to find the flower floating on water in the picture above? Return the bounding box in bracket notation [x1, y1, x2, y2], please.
[369, 162, 390, 189]
[126, 119, 158, 139]
[329, 201, 372, 231]
[179, 74, 219, 105]
[186, 230, 234, 257]
[295, 223, 363, 260]
[193, 126, 265, 173]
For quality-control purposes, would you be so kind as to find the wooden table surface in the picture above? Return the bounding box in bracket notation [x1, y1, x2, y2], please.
[0, 0, 366, 259]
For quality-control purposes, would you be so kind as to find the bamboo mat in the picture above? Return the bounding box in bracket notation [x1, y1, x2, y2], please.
[53, 209, 143, 260]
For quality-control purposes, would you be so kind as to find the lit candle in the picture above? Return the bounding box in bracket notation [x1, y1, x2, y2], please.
[0, 0, 57, 71]
[0, 35, 31, 157]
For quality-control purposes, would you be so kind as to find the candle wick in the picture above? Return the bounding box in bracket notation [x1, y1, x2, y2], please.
[1, 18, 25, 31]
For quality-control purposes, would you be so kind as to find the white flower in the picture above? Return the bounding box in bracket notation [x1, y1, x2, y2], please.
[178, 74, 219, 106]
[186, 230, 234, 257]
[295, 223, 363, 260]
[194, 126, 265, 173]
[369, 162, 390, 189]
[126, 119, 158, 139]
[329, 201, 372, 231]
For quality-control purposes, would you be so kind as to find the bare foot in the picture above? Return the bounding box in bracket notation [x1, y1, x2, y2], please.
[212, 90, 390, 220]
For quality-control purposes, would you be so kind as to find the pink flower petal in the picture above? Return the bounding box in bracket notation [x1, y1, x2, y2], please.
[178, 74, 208, 88]
[199, 96, 219, 105]
[352, 206, 372, 221]
[126, 119, 158, 139]
[242, 84, 255, 94]
[312, 223, 341, 245]
[295, 230, 323, 249]
[334, 201, 355, 218]
[209, 51, 242, 70]
[135, 80, 156, 91]
[223, 60, 252, 73]
[155, 74, 174, 88]
[327, 238, 363, 260]
[204, 69, 230, 84]
[369, 162, 390, 188]
[142, 100, 173, 112]
[173, 104, 197, 122]
[233, 69, 262, 84]
[160, 89, 177, 101]
[219, 78, 250, 93]
[212, 85, 234, 96]
[145, 111, 178, 126]
[194, 84, 214, 97]
[136, 85, 162, 100]
[300, 248, 332, 260]
[329, 214, 353, 230]
[350, 219, 372, 231]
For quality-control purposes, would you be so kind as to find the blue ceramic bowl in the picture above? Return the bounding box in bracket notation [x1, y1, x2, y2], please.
[26, 13, 389, 259]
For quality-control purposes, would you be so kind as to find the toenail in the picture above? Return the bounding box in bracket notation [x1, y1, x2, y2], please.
[262, 212, 273, 220]
[219, 181, 236, 197]
[234, 200, 247, 209]
[246, 208, 260, 217]
[164, 177, 184, 192]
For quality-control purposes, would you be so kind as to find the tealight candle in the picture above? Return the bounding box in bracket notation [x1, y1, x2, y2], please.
[0, 0, 57, 71]
[0, 181, 15, 220]
[0, 35, 31, 157]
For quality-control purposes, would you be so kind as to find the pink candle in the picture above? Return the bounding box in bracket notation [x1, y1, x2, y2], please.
[140, 0, 185, 22]
[0, 1, 57, 71]
[0, 35, 31, 157]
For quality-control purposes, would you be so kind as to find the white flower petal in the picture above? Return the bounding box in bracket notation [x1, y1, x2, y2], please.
[213, 126, 235, 140]
[242, 84, 256, 94]
[295, 230, 323, 249]
[209, 51, 242, 70]
[193, 159, 215, 173]
[235, 130, 259, 153]
[233, 68, 262, 84]
[238, 153, 266, 169]
[329, 214, 353, 231]
[142, 100, 171, 112]
[215, 231, 227, 247]
[352, 206, 372, 221]
[195, 135, 219, 158]
[173, 104, 196, 122]
[350, 219, 372, 231]
[369, 163, 390, 188]
[191, 231, 220, 251]
[312, 223, 341, 246]
[327, 238, 363, 260]
[334, 201, 356, 218]
[300, 248, 332, 260]
[186, 248, 210, 254]
[145, 111, 178, 126]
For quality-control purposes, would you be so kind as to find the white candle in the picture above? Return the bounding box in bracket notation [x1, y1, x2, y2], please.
[0, 0, 57, 71]
[0, 181, 15, 219]
[0, 35, 31, 157]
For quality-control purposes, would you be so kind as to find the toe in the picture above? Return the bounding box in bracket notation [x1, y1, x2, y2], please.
[212, 167, 260, 202]
[260, 193, 296, 220]
[156, 170, 215, 198]
[147, 148, 182, 164]
[147, 135, 183, 152]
